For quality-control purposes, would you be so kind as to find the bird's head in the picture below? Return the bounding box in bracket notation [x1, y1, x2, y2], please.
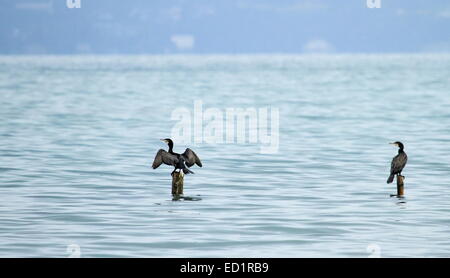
[160, 138, 174, 147]
[389, 141, 404, 150]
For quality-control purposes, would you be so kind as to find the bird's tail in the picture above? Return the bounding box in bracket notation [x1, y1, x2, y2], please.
[387, 174, 395, 184]
[183, 168, 194, 174]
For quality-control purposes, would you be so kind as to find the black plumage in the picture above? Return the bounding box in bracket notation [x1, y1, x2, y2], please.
[387, 141, 408, 184]
[152, 139, 202, 175]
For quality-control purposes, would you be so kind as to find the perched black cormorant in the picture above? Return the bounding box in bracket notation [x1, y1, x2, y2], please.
[152, 138, 202, 175]
[387, 141, 408, 184]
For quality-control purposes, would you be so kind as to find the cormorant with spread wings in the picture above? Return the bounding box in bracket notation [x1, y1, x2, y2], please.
[152, 138, 202, 176]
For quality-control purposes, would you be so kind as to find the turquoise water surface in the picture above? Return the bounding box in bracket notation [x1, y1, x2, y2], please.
[0, 55, 449, 257]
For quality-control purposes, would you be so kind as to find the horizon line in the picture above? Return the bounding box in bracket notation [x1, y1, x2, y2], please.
[1, 51, 450, 57]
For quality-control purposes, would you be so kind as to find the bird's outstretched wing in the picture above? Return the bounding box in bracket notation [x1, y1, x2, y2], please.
[152, 149, 178, 169]
[182, 148, 202, 168]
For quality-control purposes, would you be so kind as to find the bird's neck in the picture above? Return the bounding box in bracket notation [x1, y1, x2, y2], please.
[168, 143, 174, 154]
[398, 148, 404, 154]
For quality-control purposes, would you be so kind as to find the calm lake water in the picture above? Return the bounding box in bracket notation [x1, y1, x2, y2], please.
[0, 55, 449, 257]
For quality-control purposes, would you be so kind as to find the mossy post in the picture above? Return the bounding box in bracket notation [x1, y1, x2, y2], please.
[397, 175, 404, 197]
[172, 172, 184, 196]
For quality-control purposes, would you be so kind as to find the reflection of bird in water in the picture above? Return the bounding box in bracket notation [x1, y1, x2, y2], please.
[152, 139, 202, 176]
[387, 141, 408, 184]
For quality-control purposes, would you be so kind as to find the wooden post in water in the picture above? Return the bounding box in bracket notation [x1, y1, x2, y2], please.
[172, 172, 184, 196]
[396, 175, 404, 197]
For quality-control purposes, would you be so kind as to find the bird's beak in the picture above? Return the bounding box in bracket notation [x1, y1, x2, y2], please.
[389, 142, 397, 146]
[160, 139, 166, 143]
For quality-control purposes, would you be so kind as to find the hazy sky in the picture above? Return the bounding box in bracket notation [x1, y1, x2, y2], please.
[1, 0, 449, 54]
